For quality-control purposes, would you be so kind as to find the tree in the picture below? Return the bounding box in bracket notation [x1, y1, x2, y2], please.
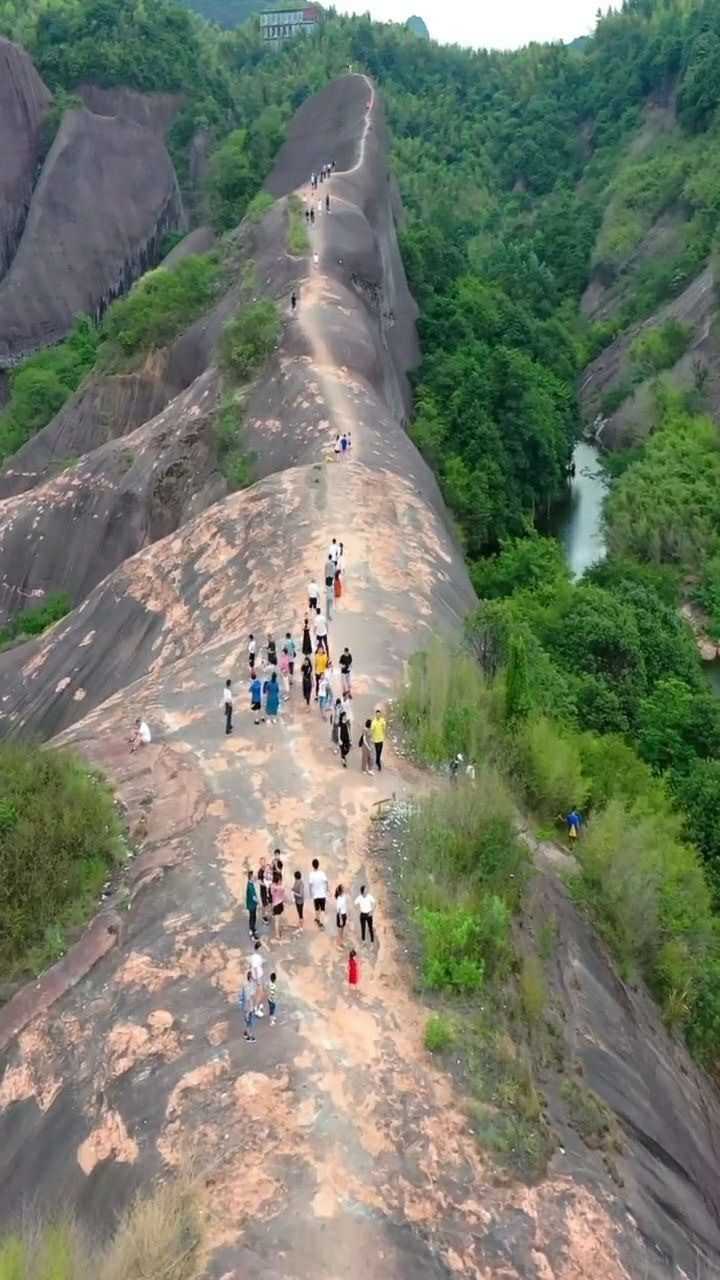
[637, 678, 720, 775]
[505, 630, 532, 722]
[206, 129, 255, 231]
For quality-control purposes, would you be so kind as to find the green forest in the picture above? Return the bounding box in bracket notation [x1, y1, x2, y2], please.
[4, 0, 720, 1065]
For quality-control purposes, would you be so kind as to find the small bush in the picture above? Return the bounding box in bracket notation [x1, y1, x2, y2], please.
[424, 1013, 455, 1052]
[0, 1175, 203, 1280]
[0, 744, 123, 976]
[0, 592, 72, 652]
[214, 397, 254, 491]
[287, 194, 310, 255]
[245, 191, 275, 223]
[513, 716, 590, 819]
[101, 253, 223, 361]
[397, 640, 502, 766]
[0, 319, 99, 463]
[220, 300, 280, 382]
[561, 1079, 616, 1150]
[519, 954, 547, 1027]
[630, 318, 692, 378]
[417, 907, 486, 992]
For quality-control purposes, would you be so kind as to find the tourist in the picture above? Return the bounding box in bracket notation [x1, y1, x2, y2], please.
[314, 646, 328, 699]
[292, 869, 305, 926]
[371, 707, 386, 772]
[339, 707, 351, 768]
[246, 870, 259, 940]
[223, 678, 233, 736]
[330, 697, 343, 752]
[249, 671, 263, 725]
[314, 608, 329, 655]
[129, 717, 151, 753]
[340, 647, 352, 696]
[335, 884, 348, 945]
[285, 631, 296, 683]
[248, 633, 257, 669]
[249, 940, 265, 1016]
[355, 884, 376, 944]
[271, 871, 285, 940]
[239, 970, 257, 1042]
[565, 808, 583, 843]
[258, 857, 270, 923]
[291, 290, 297, 313]
[302, 615, 313, 656]
[308, 578, 320, 613]
[267, 972, 278, 1026]
[348, 949, 359, 992]
[266, 634, 278, 668]
[264, 671, 281, 724]
[326, 193, 331, 213]
[308, 857, 329, 929]
[279, 647, 291, 699]
[328, 537, 341, 566]
[301, 655, 313, 708]
[325, 554, 336, 591]
[359, 719, 373, 775]
[318, 670, 333, 720]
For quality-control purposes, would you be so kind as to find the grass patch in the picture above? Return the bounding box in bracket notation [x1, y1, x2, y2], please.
[424, 1013, 455, 1052]
[397, 639, 503, 767]
[220, 300, 280, 383]
[287, 194, 310, 255]
[0, 319, 99, 464]
[0, 1174, 203, 1280]
[100, 252, 224, 366]
[0, 592, 72, 653]
[246, 191, 275, 224]
[519, 954, 547, 1028]
[561, 1078, 621, 1152]
[466, 1011, 555, 1180]
[214, 396, 254, 490]
[0, 744, 123, 978]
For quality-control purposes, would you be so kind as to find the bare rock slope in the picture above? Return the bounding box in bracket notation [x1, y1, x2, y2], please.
[0, 37, 52, 280]
[0, 106, 184, 367]
[0, 76, 719, 1280]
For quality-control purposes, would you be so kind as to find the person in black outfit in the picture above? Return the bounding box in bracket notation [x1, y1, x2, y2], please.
[301, 656, 313, 708]
[223, 678, 233, 735]
[302, 616, 312, 656]
[339, 710, 351, 768]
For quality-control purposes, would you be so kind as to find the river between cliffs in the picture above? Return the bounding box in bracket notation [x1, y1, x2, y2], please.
[549, 441, 608, 579]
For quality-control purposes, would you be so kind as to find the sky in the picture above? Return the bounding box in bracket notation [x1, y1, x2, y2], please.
[333, 0, 610, 51]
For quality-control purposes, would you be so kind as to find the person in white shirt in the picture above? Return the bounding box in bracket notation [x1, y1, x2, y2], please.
[314, 609, 329, 654]
[334, 884, 348, 945]
[354, 885, 376, 944]
[308, 579, 320, 611]
[129, 718, 151, 753]
[249, 940, 265, 1015]
[328, 537, 340, 565]
[308, 858, 329, 928]
[223, 678, 233, 736]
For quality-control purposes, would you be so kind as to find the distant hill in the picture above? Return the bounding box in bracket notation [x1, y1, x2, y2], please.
[567, 33, 591, 51]
[406, 15, 429, 39]
[176, 0, 261, 28]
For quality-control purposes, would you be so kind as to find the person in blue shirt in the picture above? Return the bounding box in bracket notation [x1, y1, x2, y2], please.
[565, 809, 583, 843]
[264, 670, 281, 723]
[250, 673, 263, 725]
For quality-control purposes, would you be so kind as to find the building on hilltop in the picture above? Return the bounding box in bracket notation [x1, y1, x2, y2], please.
[260, 4, 321, 42]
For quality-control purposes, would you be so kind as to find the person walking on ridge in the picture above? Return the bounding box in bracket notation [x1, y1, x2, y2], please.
[355, 884, 376, 944]
[264, 671, 281, 724]
[371, 707, 386, 772]
[309, 857, 329, 929]
[291, 290, 297, 313]
[301, 654, 313, 708]
[246, 870, 259, 940]
[335, 884, 348, 946]
[314, 608, 329, 656]
[340, 647, 352, 696]
[339, 706, 351, 768]
[359, 719, 373, 775]
[250, 672, 264, 725]
[314, 645, 328, 700]
[223, 678, 233, 735]
[308, 578, 320, 613]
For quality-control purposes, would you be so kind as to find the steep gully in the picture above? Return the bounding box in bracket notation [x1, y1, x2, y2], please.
[0, 76, 719, 1279]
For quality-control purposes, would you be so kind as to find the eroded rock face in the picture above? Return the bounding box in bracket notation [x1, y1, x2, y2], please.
[0, 107, 184, 367]
[0, 369, 223, 624]
[75, 84, 184, 136]
[0, 37, 52, 280]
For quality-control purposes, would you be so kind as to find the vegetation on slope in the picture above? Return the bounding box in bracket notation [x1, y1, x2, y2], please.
[0, 592, 72, 651]
[0, 744, 123, 978]
[0, 319, 98, 463]
[0, 1174, 203, 1280]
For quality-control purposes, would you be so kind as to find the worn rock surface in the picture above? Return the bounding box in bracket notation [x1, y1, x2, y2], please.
[0, 37, 52, 280]
[0, 106, 184, 367]
[1, 75, 720, 1280]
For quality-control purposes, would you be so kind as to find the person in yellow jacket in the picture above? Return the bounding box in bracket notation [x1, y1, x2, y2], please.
[371, 707, 386, 772]
[314, 647, 328, 700]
